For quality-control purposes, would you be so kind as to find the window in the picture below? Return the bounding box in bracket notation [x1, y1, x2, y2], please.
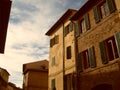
[77, 47, 96, 71]
[66, 46, 72, 59]
[93, 0, 116, 23]
[64, 74, 74, 90]
[64, 22, 73, 36]
[52, 56, 55, 66]
[51, 79, 56, 90]
[80, 19, 86, 33]
[99, 35, 119, 64]
[75, 13, 90, 37]
[82, 50, 90, 69]
[50, 35, 59, 47]
[99, 1, 109, 19]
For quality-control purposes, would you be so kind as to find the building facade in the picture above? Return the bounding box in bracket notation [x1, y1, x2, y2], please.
[46, 9, 77, 90]
[0, 67, 10, 90]
[0, 0, 12, 53]
[23, 60, 48, 90]
[71, 0, 120, 90]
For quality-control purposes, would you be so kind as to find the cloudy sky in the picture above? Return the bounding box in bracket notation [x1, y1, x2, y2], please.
[0, 0, 87, 88]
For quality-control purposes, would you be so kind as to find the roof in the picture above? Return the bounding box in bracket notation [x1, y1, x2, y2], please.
[45, 9, 77, 36]
[71, 0, 101, 20]
[23, 60, 48, 74]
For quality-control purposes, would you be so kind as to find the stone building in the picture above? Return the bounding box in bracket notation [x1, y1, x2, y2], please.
[0, 0, 12, 53]
[0, 67, 10, 90]
[23, 60, 48, 90]
[46, 9, 77, 90]
[71, 0, 120, 90]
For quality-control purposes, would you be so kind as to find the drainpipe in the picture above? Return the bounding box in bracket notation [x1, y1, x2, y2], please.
[60, 20, 65, 90]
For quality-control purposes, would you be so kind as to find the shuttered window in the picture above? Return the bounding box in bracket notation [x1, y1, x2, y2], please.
[88, 47, 96, 68]
[77, 46, 96, 71]
[67, 46, 72, 59]
[64, 22, 73, 37]
[51, 79, 56, 90]
[50, 35, 59, 47]
[106, 0, 116, 13]
[99, 35, 119, 64]
[75, 23, 80, 37]
[93, 0, 116, 24]
[69, 22, 73, 32]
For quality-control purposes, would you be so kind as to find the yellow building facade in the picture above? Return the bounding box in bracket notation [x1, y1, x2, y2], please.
[71, 0, 120, 90]
[46, 9, 77, 90]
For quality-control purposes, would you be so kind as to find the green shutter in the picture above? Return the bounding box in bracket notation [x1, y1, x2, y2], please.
[69, 22, 73, 32]
[77, 53, 83, 72]
[115, 32, 120, 57]
[64, 27, 66, 37]
[55, 35, 59, 44]
[99, 41, 108, 64]
[93, 6, 100, 23]
[75, 23, 80, 37]
[88, 46, 96, 68]
[106, 0, 116, 13]
[84, 13, 90, 30]
[51, 79, 55, 90]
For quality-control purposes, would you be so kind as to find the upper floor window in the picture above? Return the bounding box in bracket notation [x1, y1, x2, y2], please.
[99, 33, 120, 64]
[75, 13, 90, 37]
[51, 56, 55, 66]
[93, 0, 116, 23]
[77, 46, 96, 72]
[64, 22, 73, 36]
[50, 35, 59, 47]
[66, 46, 72, 59]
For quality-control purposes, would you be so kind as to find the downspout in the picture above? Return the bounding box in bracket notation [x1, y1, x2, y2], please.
[60, 20, 65, 90]
[72, 21, 79, 90]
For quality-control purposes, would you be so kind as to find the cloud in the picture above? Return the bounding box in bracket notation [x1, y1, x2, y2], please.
[0, 0, 88, 88]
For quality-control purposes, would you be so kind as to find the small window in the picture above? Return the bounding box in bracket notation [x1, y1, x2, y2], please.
[64, 22, 73, 36]
[51, 79, 56, 90]
[66, 46, 72, 59]
[52, 56, 55, 66]
[50, 35, 59, 47]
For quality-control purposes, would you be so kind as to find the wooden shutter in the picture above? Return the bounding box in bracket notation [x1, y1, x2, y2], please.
[75, 23, 80, 37]
[115, 32, 120, 57]
[55, 35, 59, 44]
[0, 0, 12, 53]
[77, 53, 83, 72]
[99, 41, 108, 64]
[88, 46, 96, 68]
[69, 22, 73, 32]
[64, 26, 66, 37]
[93, 6, 100, 23]
[106, 0, 116, 13]
[84, 13, 90, 30]
[51, 79, 55, 90]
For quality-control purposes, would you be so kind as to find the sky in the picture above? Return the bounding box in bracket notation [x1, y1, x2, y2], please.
[0, 0, 87, 88]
